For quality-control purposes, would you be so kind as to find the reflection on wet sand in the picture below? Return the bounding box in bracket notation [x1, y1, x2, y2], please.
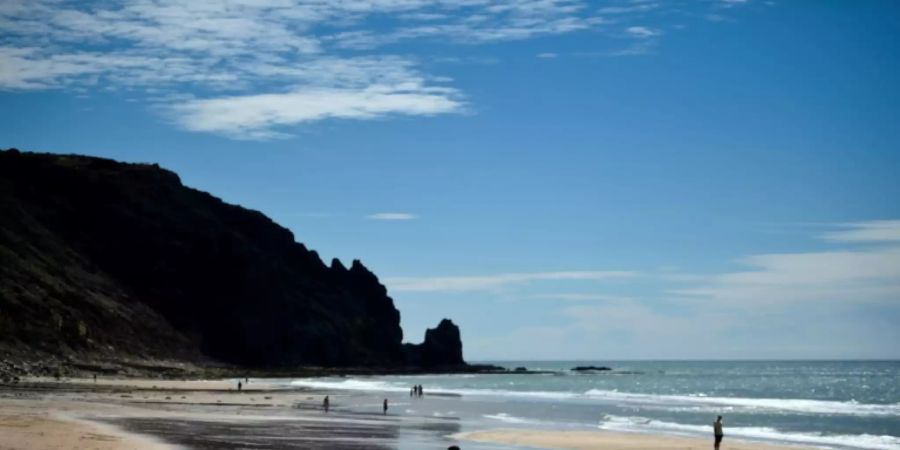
[110, 409, 462, 449]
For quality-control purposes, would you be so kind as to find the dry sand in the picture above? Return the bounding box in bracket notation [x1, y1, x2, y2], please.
[0, 400, 174, 450]
[458, 428, 816, 450]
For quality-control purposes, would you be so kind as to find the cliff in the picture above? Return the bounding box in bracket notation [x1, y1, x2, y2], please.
[0, 148, 465, 371]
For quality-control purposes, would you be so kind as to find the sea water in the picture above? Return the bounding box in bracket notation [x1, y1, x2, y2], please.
[285, 361, 900, 449]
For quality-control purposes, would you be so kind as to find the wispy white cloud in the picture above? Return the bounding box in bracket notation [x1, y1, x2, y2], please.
[625, 25, 660, 38]
[673, 220, 900, 306]
[719, 0, 750, 6]
[469, 297, 725, 360]
[327, 6, 608, 50]
[820, 220, 900, 243]
[0, 0, 755, 138]
[386, 270, 637, 292]
[597, 3, 661, 15]
[462, 220, 900, 360]
[536, 52, 558, 59]
[469, 222, 900, 359]
[172, 83, 462, 140]
[0, 0, 610, 138]
[589, 24, 662, 57]
[367, 212, 420, 221]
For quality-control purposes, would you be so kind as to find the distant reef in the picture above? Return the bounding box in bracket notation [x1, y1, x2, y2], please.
[0, 148, 470, 376]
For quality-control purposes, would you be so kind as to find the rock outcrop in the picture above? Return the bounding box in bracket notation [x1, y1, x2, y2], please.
[0, 149, 465, 370]
[571, 365, 612, 372]
[403, 319, 465, 368]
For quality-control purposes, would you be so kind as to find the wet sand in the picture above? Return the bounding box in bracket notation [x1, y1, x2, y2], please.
[457, 428, 817, 450]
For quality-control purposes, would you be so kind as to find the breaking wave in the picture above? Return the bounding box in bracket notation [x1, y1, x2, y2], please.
[598, 415, 900, 450]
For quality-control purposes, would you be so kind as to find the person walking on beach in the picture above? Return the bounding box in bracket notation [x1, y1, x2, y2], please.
[323, 395, 329, 413]
[713, 416, 724, 449]
[383, 398, 388, 415]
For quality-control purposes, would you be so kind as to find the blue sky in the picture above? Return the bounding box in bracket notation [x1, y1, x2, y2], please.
[2, 0, 899, 360]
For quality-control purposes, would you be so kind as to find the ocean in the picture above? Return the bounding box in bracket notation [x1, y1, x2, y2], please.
[283, 361, 900, 449]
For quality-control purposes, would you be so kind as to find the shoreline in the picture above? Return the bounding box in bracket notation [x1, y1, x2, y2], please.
[457, 428, 818, 450]
[0, 377, 865, 450]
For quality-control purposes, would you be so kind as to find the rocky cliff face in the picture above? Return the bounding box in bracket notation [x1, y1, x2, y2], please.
[0, 149, 464, 369]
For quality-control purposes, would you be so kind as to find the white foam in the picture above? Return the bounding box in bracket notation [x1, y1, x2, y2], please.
[483, 413, 535, 424]
[445, 387, 578, 400]
[288, 378, 900, 417]
[289, 378, 577, 400]
[598, 415, 900, 450]
[290, 378, 411, 393]
[584, 389, 900, 417]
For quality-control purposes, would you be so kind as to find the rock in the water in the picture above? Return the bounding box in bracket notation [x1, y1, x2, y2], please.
[571, 365, 612, 372]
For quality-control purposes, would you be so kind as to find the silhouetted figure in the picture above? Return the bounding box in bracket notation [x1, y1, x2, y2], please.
[237, 381, 242, 391]
[418, 384, 424, 397]
[383, 398, 388, 415]
[410, 386, 416, 397]
[93, 374, 97, 383]
[713, 416, 724, 450]
[323, 395, 330, 412]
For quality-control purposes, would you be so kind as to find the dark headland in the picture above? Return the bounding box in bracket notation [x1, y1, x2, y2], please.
[0, 149, 504, 379]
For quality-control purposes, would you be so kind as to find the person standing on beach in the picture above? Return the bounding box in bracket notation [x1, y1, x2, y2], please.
[383, 398, 388, 415]
[323, 395, 329, 413]
[713, 416, 724, 449]
[237, 381, 242, 392]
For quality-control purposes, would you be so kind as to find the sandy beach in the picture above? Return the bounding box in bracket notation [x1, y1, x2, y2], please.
[457, 429, 817, 450]
[0, 377, 465, 449]
[0, 408, 173, 450]
[0, 380, 177, 450]
[0, 377, 829, 450]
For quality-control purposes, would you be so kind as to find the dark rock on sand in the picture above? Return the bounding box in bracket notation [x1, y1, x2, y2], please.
[0, 149, 464, 371]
